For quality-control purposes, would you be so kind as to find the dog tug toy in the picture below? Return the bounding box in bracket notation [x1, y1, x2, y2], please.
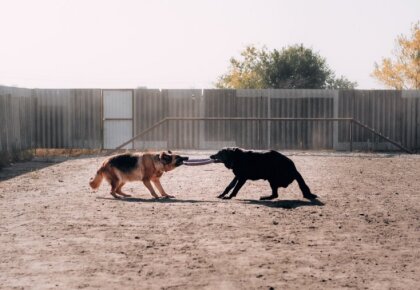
[183, 158, 215, 166]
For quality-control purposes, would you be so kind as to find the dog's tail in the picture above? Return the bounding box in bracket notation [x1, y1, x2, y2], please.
[295, 170, 317, 200]
[89, 166, 105, 190]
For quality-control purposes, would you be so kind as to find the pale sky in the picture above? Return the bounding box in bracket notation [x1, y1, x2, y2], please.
[0, 0, 419, 89]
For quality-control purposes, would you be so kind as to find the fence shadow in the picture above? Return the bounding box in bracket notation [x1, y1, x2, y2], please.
[241, 198, 325, 209]
[0, 159, 63, 182]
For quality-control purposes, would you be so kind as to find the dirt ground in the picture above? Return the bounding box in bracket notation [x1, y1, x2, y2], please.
[0, 151, 419, 290]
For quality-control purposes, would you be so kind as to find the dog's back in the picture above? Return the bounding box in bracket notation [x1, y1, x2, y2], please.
[231, 150, 295, 183]
[108, 153, 140, 173]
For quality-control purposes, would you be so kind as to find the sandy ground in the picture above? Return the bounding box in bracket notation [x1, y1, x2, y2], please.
[0, 151, 419, 290]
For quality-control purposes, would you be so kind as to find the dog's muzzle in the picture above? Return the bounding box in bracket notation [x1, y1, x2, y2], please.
[209, 155, 222, 163]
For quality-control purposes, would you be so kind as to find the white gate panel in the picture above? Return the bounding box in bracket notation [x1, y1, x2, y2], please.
[103, 90, 133, 149]
[104, 120, 133, 149]
[103, 90, 133, 119]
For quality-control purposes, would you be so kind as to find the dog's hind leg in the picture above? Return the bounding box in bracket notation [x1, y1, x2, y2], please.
[295, 171, 317, 200]
[217, 177, 238, 198]
[106, 169, 122, 199]
[116, 182, 131, 197]
[152, 178, 174, 198]
[110, 179, 121, 199]
[224, 178, 246, 199]
[260, 182, 279, 200]
[143, 180, 159, 199]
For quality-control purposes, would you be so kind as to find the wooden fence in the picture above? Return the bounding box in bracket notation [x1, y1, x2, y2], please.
[0, 86, 102, 167]
[1, 86, 419, 166]
[32, 89, 102, 149]
[0, 87, 35, 166]
[338, 90, 420, 151]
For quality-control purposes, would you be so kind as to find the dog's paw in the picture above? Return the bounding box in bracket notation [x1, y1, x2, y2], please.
[217, 194, 225, 199]
[304, 193, 318, 200]
[164, 195, 175, 199]
[222, 196, 233, 200]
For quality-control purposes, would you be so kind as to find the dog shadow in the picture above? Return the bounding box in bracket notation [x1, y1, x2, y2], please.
[241, 198, 325, 209]
[96, 196, 216, 204]
[95, 196, 324, 208]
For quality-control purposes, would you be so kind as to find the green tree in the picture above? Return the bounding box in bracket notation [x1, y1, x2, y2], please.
[372, 22, 420, 89]
[215, 45, 268, 89]
[216, 44, 357, 89]
[326, 75, 358, 89]
[263, 45, 330, 89]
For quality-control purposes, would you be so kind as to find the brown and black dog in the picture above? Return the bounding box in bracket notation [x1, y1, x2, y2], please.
[89, 151, 188, 199]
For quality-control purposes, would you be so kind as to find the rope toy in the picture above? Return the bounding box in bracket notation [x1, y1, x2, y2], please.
[183, 158, 215, 166]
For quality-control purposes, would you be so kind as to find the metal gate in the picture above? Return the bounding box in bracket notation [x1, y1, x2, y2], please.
[102, 89, 134, 149]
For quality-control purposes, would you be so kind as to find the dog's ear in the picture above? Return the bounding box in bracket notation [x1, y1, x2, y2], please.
[168, 150, 172, 154]
[159, 152, 173, 164]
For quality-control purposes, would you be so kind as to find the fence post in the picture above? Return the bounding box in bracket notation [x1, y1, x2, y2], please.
[349, 119, 353, 152]
[332, 90, 340, 150]
[267, 90, 271, 149]
[199, 90, 206, 149]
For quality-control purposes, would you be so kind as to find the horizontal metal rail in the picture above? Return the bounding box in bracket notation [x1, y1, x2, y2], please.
[104, 118, 133, 121]
[105, 117, 412, 156]
[160, 117, 354, 121]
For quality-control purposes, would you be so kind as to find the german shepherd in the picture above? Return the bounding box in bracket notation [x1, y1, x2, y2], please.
[89, 151, 188, 199]
[210, 148, 317, 200]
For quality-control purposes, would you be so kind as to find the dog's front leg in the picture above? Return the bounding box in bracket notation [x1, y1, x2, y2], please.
[143, 180, 159, 199]
[224, 178, 246, 199]
[217, 177, 238, 198]
[260, 182, 279, 200]
[152, 178, 174, 198]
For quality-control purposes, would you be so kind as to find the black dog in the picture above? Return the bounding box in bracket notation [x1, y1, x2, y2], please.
[210, 148, 318, 200]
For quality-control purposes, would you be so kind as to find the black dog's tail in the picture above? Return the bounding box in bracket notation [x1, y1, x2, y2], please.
[295, 171, 317, 200]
